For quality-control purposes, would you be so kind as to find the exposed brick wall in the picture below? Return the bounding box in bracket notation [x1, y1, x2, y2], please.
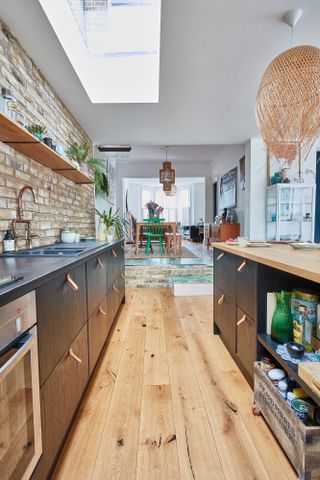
[0, 19, 95, 250]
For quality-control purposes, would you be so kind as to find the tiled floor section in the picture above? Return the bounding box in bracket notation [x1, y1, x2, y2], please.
[125, 241, 213, 288]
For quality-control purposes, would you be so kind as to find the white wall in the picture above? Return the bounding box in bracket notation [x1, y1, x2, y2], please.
[210, 144, 246, 233]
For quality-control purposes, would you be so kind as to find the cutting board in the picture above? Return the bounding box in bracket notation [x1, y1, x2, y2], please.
[298, 362, 320, 396]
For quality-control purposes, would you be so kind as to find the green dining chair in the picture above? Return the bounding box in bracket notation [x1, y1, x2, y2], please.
[144, 218, 164, 255]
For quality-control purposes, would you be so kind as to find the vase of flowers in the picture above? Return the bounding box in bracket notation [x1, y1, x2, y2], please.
[145, 200, 164, 219]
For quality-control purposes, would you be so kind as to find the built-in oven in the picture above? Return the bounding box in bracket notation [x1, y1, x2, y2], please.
[0, 291, 42, 480]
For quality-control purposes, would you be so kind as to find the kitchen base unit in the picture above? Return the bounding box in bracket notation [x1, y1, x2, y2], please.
[0, 239, 125, 480]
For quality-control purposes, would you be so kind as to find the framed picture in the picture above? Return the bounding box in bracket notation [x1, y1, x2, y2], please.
[239, 156, 245, 190]
[220, 167, 237, 209]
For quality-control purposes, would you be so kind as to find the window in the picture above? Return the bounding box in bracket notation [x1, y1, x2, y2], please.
[39, 0, 161, 103]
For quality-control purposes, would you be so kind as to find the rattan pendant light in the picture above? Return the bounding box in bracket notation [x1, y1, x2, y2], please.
[256, 10, 320, 164]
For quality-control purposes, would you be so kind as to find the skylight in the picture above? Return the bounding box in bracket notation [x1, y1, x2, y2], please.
[39, 0, 161, 103]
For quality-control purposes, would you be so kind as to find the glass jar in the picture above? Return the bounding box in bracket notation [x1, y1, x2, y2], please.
[271, 291, 293, 344]
[0, 88, 16, 119]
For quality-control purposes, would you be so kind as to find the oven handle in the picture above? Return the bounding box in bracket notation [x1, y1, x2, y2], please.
[0, 332, 36, 378]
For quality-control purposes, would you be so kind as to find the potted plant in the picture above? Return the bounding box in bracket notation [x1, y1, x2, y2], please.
[26, 123, 47, 141]
[95, 207, 128, 241]
[145, 200, 163, 218]
[66, 138, 108, 195]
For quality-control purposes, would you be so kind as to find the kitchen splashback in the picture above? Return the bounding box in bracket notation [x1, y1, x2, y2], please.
[0, 19, 95, 251]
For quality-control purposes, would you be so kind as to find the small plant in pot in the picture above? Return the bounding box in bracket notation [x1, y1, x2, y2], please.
[95, 207, 128, 241]
[26, 123, 47, 141]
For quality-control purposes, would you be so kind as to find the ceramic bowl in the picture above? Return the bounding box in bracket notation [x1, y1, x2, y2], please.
[237, 236, 249, 248]
[61, 231, 76, 243]
[286, 342, 305, 359]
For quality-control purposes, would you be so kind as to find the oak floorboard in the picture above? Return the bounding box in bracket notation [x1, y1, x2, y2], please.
[136, 385, 180, 479]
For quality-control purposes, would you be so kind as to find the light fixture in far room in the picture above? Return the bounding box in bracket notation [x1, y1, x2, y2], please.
[164, 184, 177, 196]
[159, 146, 175, 191]
[256, 8, 320, 165]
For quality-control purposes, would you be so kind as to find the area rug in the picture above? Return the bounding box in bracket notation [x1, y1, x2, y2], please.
[125, 245, 198, 259]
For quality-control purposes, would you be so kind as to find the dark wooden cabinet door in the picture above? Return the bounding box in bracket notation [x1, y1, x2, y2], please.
[107, 242, 125, 287]
[236, 257, 257, 319]
[36, 264, 87, 385]
[214, 249, 237, 301]
[236, 307, 256, 379]
[88, 294, 109, 373]
[87, 252, 108, 317]
[214, 286, 236, 353]
[32, 325, 89, 480]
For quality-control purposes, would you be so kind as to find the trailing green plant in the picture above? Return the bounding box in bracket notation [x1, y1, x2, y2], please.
[95, 207, 128, 239]
[26, 123, 47, 137]
[94, 169, 109, 198]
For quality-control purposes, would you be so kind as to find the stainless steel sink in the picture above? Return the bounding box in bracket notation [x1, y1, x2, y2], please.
[2, 242, 105, 257]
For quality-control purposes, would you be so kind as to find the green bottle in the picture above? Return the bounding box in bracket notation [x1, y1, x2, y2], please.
[271, 291, 293, 344]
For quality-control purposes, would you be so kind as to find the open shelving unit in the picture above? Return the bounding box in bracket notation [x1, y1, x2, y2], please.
[258, 333, 320, 407]
[0, 111, 93, 184]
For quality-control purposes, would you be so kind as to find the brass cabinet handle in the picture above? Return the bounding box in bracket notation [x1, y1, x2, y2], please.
[99, 306, 107, 316]
[237, 260, 247, 272]
[217, 252, 225, 261]
[112, 249, 117, 258]
[121, 272, 126, 280]
[66, 274, 79, 292]
[218, 294, 225, 305]
[69, 348, 82, 364]
[237, 314, 247, 327]
[97, 256, 104, 268]
[112, 284, 119, 293]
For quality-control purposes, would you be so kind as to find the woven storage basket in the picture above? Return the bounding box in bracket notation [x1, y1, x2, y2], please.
[256, 45, 320, 163]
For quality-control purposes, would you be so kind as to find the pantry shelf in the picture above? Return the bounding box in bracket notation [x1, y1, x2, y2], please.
[0, 111, 93, 184]
[258, 333, 320, 406]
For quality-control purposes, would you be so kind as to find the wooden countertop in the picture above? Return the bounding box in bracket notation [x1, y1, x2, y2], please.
[211, 242, 320, 284]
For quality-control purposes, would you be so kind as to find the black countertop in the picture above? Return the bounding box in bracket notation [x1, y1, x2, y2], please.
[0, 240, 122, 307]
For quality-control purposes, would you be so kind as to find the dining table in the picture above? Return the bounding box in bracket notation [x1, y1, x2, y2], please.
[135, 221, 178, 255]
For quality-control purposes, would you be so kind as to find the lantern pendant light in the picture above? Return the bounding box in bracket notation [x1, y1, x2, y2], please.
[159, 146, 175, 191]
[256, 9, 320, 166]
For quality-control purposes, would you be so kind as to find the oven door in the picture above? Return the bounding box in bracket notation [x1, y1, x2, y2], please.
[0, 326, 42, 480]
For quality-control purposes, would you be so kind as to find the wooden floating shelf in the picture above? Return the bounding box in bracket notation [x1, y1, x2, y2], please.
[0, 111, 93, 184]
[258, 333, 320, 407]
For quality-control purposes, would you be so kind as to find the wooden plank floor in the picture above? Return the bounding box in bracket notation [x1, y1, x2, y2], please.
[53, 288, 296, 480]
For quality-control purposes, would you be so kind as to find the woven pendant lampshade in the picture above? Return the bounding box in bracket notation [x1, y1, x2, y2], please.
[256, 45, 320, 164]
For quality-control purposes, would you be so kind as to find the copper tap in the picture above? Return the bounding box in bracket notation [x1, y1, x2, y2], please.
[11, 186, 37, 249]
[17, 185, 36, 219]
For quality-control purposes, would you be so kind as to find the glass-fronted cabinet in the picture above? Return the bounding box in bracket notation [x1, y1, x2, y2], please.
[266, 184, 315, 242]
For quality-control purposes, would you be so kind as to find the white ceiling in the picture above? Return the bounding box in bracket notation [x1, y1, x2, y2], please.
[0, 0, 319, 146]
[126, 145, 223, 163]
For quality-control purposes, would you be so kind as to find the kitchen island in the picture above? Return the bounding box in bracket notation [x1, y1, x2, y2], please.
[211, 242, 320, 391]
[212, 242, 320, 479]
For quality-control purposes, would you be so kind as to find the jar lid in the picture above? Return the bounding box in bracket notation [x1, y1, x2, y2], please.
[291, 399, 308, 414]
[292, 288, 319, 302]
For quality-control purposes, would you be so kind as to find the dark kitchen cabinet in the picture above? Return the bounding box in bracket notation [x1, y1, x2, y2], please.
[36, 264, 87, 385]
[88, 293, 110, 373]
[214, 250, 237, 302]
[213, 247, 258, 385]
[214, 286, 236, 353]
[236, 307, 256, 379]
[236, 257, 257, 319]
[32, 325, 89, 480]
[107, 243, 125, 286]
[86, 252, 108, 317]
